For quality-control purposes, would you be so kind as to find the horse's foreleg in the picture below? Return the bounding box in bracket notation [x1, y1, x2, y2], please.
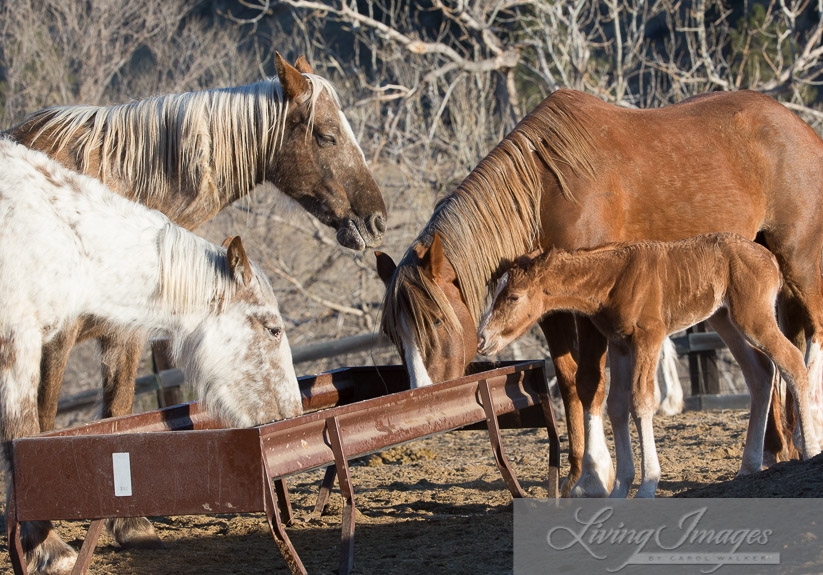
[538, 314, 581, 497]
[569, 319, 613, 498]
[656, 338, 684, 415]
[708, 309, 773, 474]
[99, 331, 164, 549]
[805, 337, 823, 450]
[2, 326, 78, 575]
[630, 336, 664, 499]
[38, 322, 82, 432]
[607, 344, 633, 498]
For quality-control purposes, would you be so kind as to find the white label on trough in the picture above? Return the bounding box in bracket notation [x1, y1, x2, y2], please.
[112, 452, 133, 497]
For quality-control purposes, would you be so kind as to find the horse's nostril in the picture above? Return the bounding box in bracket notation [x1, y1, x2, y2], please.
[368, 213, 386, 235]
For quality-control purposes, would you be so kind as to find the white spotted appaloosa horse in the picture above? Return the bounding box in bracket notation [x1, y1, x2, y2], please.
[6, 53, 385, 552]
[478, 233, 821, 497]
[0, 138, 302, 574]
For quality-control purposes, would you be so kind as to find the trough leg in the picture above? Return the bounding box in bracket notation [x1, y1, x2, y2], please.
[262, 460, 307, 575]
[327, 416, 356, 575]
[478, 379, 526, 498]
[273, 479, 294, 525]
[538, 373, 561, 499]
[70, 519, 104, 575]
[7, 484, 27, 575]
[313, 465, 337, 516]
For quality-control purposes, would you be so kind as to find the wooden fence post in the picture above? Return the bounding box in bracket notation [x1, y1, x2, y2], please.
[687, 322, 720, 396]
[151, 339, 185, 408]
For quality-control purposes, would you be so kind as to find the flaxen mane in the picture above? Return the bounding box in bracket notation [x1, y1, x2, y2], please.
[382, 90, 598, 347]
[15, 74, 339, 205]
[156, 224, 239, 316]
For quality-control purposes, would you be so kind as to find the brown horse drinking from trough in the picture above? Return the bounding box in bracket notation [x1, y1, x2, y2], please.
[5, 53, 386, 572]
[477, 233, 821, 497]
[376, 88, 823, 498]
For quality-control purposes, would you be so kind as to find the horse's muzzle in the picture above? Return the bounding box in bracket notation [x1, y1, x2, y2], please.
[336, 214, 385, 251]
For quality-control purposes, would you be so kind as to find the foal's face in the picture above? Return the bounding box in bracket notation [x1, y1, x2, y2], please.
[477, 269, 542, 356]
[270, 54, 386, 251]
[181, 237, 302, 427]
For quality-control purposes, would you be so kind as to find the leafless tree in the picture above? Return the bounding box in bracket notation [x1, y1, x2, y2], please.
[2, 0, 822, 408]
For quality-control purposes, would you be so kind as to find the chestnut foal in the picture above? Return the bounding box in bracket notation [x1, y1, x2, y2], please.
[478, 233, 821, 497]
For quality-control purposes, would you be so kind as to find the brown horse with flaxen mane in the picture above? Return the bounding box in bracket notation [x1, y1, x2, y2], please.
[376, 88, 823, 498]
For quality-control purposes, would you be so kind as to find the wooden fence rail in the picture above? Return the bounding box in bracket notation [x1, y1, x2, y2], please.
[56, 325, 734, 418]
[56, 333, 394, 416]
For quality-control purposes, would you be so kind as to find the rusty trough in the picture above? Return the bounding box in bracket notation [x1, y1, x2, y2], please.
[7, 360, 560, 574]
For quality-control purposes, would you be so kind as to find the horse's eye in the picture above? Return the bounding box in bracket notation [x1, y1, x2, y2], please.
[316, 133, 336, 147]
[267, 326, 282, 339]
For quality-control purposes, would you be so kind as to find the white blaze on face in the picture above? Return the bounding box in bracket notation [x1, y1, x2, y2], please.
[339, 110, 366, 162]
[478, 272, 509, 335]
[400, 315, 433, 389]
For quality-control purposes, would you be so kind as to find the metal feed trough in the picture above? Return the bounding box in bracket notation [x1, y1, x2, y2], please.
[7, 360, 560, 574]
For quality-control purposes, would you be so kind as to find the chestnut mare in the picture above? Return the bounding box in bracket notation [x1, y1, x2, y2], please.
[477, 234, 821, 497]
[5, 54, 385, 550]
[376, 89, 823, 498]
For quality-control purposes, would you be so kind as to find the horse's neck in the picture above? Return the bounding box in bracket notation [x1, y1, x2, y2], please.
[538, 252, 626, 315]
[14, 103, 271, 231]
[65, 197, 216, 335]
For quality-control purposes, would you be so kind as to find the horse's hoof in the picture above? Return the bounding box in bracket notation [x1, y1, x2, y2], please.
[569, 471, 611, 498]
[609, 480, 631, 499]
[559, 475, 577, 498]
[106, 517, 165, 550]
[26, 530, 77, 575]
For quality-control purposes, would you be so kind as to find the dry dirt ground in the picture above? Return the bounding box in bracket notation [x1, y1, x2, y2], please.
[4, 408, 823, 575]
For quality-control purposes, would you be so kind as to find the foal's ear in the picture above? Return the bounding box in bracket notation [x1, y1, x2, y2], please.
[275, 51, 310, 101]
[221, 236, 235, 249]
[515, 249, 542, 268]
[294, 55, 314, 75]
[227, 236, 254, 287]
[375, 251, 397, 286]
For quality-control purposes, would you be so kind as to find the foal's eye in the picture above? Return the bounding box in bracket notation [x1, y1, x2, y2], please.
[316, 133, 336, 147]
[267, 326, 282, 339]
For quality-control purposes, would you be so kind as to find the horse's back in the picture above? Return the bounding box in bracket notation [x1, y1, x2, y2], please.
[0, 139, 161, 327]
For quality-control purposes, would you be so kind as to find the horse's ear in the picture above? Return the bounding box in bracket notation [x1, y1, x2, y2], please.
[294, 55, 314, 74]
[515, 249, 542, 268]
[275, 51, 310, 101]
[375, 251, 397, 286]
[421, 231, 456, 284]
[221, 236, 235, 249]
[227, 236, 253, 287]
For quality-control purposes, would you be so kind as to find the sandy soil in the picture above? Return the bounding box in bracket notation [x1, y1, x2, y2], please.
[6, 407, 820, 575]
